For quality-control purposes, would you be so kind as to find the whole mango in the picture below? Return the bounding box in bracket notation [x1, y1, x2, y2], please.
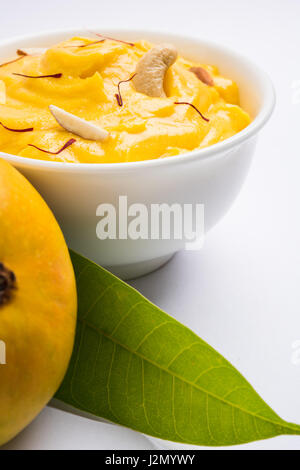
[0, 158, 77, 446]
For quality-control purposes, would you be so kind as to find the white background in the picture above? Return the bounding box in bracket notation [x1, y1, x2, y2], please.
[2, 0, 300, 451]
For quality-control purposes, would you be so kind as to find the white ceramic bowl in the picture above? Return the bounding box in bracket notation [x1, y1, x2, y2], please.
[0, 29, 275, 279]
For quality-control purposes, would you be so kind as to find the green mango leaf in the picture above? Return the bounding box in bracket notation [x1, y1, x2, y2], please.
[55, 250, 300, 446]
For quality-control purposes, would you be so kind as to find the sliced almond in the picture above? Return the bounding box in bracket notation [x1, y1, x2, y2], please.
[49, 105, 109, 142]
[17, 48, 47, 56]
[189, 67, 214, 86]
[0, 80, 6, 104]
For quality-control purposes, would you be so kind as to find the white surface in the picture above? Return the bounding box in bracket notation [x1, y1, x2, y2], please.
[2, 0, 300, 451]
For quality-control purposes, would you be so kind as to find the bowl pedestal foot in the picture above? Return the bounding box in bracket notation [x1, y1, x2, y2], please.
[105, 252, 176, 280]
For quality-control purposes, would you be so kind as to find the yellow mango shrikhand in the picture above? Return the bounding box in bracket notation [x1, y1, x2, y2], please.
[0, 36, 251, 163]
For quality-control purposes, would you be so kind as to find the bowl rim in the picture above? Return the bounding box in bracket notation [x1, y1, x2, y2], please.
[0, 27, 275, 174]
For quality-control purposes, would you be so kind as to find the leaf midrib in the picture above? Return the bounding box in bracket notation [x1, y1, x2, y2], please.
[79, 318, 300, 436]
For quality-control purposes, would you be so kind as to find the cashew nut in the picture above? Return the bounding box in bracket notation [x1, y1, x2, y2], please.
[132, 44, 177, 97]
[49, 105, 109, 142]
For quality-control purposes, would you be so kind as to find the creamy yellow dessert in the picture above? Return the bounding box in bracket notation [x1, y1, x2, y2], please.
[0, 36, 250, 163]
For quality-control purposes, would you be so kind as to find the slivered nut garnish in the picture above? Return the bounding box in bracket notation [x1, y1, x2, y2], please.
[0, 81, 6, 105]
[189, 66, 214, 86]
[49, 105, 110, 142]
[17, 48, 47, 56]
